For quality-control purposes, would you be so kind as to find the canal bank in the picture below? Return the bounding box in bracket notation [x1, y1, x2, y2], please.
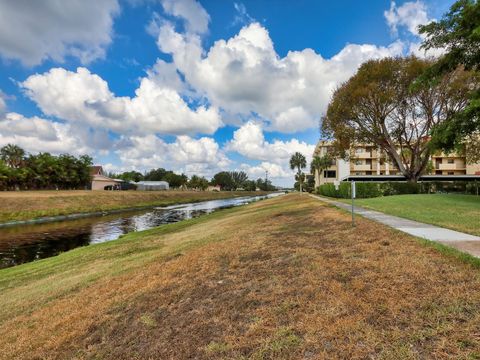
[0, 190, 270, 224]
[2, 194, 480, 359]
[0, 193, 283, 268]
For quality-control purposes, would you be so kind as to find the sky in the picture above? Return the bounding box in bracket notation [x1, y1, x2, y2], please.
[0, 0, 454, 186]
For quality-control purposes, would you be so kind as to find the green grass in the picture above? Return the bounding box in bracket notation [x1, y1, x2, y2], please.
[342, 194, 480, 236]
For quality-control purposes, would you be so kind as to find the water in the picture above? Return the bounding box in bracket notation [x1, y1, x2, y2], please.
[0, 193, 284, 269]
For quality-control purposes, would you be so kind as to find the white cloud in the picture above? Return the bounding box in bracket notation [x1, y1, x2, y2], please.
[384, 1, 429, 36]
[0, 0, 120, 66]
[116, 134, 230, 177]
[241, 162, 290, 179]
[0, 95, 5, 115]
[0, 112, 88, 155]
[232, 3, 255, 26]
[155, 21, 404, 133]
[229, 121, 317, 163]
[161, 0, 210, 34]
[227, 121, 315, 183]
[21, 67, 223, 136]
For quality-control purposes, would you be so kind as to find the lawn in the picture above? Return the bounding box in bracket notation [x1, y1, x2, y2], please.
[346, 194, 480, 236]
[0, 190, 266, 223]
[1, 194, 480, 359]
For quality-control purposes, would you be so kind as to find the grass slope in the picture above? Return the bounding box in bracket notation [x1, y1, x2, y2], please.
[347, 194, 480, 236]
[0, 190, 266, 223]
[1, 194, 480, 359]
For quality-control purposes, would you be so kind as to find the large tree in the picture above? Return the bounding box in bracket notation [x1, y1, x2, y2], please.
[290, 152, 307, 192]
[229, 171, 248, 189]
[211, 171, 234, 191]
[322, 56, 478, 182]
[419, 0, 480, 158]
[0, 144, 25, 168]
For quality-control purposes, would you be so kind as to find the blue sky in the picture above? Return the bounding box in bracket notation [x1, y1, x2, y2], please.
[0, 0, 453, 186]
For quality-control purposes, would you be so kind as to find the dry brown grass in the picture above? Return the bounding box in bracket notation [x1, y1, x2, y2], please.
[1, 194, 480, 359]
[0, 190, 264, 222]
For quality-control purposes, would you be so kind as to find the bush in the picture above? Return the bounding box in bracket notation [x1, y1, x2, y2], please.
[317, 180, 479, 198]
[317, 182, 381, 198]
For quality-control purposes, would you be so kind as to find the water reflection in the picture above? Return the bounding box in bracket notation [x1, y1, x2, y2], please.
[0, 192, 283, 268]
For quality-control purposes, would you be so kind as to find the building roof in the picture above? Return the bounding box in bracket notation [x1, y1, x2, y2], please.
[92, 174, 121, 182]
[90, 166, 103, 176]
[134, 181, 169, 185]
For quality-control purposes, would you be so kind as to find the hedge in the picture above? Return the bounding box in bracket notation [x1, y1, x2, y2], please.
[317, 181, 480, 198]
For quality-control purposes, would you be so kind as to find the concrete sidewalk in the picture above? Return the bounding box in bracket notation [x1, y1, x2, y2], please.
[310, 194, 480, 258]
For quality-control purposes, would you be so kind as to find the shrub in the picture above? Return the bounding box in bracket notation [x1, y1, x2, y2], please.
[317, 180, 479, 198]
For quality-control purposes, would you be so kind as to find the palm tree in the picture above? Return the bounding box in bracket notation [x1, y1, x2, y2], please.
[0, 144, 25, 168]
[310, 154, 332, 187]
[290, 152, 307, 193]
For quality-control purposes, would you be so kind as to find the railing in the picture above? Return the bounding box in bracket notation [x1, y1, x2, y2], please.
[352, 164, 372, 171]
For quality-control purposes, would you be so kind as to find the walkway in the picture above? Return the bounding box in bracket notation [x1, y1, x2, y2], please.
[310, 194, 480, 258]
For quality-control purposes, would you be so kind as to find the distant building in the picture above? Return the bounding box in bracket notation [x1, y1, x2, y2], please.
[90, 166, 122, 190]
[134, 181, 169, 191]
[313, 140, 480, 187]
[207, 185, 221, 192]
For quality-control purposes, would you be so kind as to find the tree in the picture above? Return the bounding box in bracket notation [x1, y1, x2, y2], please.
[229, 171, 248, 189]
[310, 155, 332, 187]
[322, 56, 478, 182]
[0, 145, 92, 190]
[419, 0, 480, 157]
[243, 180, 257, 191]
[211, 171, 234, 191]
[164, 172, 187, 189]
[117, 171, 144, 182]
[289, 152, 306, 192]
[1, 144, 25, 168]
[144, 168, 168, 181]
[188, 175, 209, 190]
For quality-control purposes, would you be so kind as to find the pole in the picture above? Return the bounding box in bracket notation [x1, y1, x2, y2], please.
[351, 181, 355, 227]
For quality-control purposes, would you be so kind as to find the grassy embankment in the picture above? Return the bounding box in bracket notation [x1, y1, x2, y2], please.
[0, 190, 267, 223]
[1, 194, 480, 359]
[339, 194, 480, 236]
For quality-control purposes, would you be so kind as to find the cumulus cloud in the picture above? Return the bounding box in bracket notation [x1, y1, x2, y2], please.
[384, 1, 429, 36]
[155, 21, 404, 133]
[116, 134, 230, 177]
[0, 112, 89, 155]
[21, 67, 222, 136]
[241, 162, 290, 179]
[227, 121, 315, 182]
[229, 121, 317, 162]
[0, 0, 120, 66]
[161, 0, 210, 34]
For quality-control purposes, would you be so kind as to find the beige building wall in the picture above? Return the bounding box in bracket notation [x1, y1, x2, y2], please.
[313, 141, 479, 188]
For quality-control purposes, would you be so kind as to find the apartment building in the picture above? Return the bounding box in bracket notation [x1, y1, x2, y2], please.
[313, 140, 480, 187]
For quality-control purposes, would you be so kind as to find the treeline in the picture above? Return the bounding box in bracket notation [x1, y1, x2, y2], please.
[1, 144, 278, 192]
[0, 144, 92, 190]
[109, 168, 277, 191]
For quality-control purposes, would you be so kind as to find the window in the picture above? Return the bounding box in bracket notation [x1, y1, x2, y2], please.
[323, 170, 336, 178]
[447, 159, 454, 164]
[355, 160, 362, 165]
[448, 172, 454, 175]
[355, 148, 363, 153]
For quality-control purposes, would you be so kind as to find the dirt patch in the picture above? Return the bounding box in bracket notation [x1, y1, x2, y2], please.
[1, 195, 480, 359]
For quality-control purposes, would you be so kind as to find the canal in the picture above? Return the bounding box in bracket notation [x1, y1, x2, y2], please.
[0, 193, 284, 269]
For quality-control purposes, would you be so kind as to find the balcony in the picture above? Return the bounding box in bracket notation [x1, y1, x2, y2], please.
[352, 164, 372, 171]
[437, 163, 465, 171]
[354, 152, 374, 159]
